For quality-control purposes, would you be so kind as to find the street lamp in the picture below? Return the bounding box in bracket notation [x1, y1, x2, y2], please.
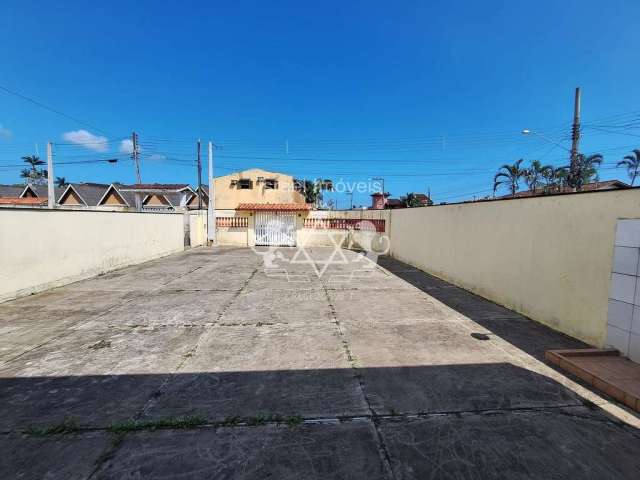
[521, 129, 571, 153]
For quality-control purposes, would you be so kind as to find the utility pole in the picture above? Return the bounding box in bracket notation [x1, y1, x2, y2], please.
[47, 142, 54, 209]
[207, 141, 216, 245]
[569, 87, 581, 189]
[197, 139, 203, 210]
[131, 132, 142, 211]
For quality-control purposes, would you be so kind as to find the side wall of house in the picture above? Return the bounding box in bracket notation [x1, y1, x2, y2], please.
[0, 209, 185, 302]
[388, 189, 640, 347]
[214, 169, 306, 209]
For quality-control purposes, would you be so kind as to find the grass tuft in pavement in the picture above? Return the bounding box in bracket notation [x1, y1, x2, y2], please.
[107, 415, 207, 433]
[25, 418, 81, 436]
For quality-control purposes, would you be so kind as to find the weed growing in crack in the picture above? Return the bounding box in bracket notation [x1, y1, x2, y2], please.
[107, 416, 207, 433]
[88, 340, 111, 350]
[285, 415, 304, 427]
[25, 418, 81, 436]
[220, 415, 241, 427]
[246, 415, 267, 426]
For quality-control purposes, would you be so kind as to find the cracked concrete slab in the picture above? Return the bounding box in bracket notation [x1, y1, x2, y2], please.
[0, 326, 204, 429]
[379, 407, 640, 479]
[4, 288, 138, 312]
[328, 289, 454, 325]
[93, 290, 237, 327]
[0, 431, 113, 479]
[0, 309, 90, 363]
[161, 265, 254, 291]
[146, 323, 368, 420]
[221, 288, 331, 325]
[95, 421, 387, 480]
[340, 319, 583, 413]
[245, 270, 325, 291]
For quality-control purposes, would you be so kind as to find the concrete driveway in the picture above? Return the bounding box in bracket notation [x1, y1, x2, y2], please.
[1, 246, 639, 479]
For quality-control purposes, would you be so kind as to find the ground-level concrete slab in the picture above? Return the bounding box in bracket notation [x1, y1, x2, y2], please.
[95, 421, 387, 480]
[379, 407, 640, 479]
[1, 246, 639, 478]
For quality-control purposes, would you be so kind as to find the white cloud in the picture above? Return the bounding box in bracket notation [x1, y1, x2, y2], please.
[62, 129, 108, 152]
[119, 138, 134, 154]
[0, 124, 12, 139]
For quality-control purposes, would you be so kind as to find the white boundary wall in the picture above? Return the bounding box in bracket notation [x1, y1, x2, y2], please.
[388, 189, 640, 347]
[0, 209, 185, 302]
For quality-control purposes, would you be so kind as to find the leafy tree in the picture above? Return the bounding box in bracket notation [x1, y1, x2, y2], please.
[617, 149, 640, 186]
[55, 176, 67, 188]
[295, 178, 333, 207]
[20, 155, 47, 185]
[493, 159, 526, 197]
[401, 192, 423, 207]
[570, 153, 603, 190]
[523, 160, 553, 193]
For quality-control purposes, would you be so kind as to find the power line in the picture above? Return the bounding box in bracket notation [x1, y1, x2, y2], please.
[0, 84, 112, 136]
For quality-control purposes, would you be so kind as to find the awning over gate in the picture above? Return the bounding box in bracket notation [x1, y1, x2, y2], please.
[236, 203, 312, 211]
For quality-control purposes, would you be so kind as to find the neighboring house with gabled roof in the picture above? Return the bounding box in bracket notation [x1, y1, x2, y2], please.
[19, 184, 65, 204]
[96, 183, 134, 210]
[56, 183, 111, 208]
[118, 183, 194, 211]
[0, 185, 26, 198]
[186, 185, 209, 209]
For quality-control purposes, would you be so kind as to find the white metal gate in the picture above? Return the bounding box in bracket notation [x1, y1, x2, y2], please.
[254, 211, 297, 247]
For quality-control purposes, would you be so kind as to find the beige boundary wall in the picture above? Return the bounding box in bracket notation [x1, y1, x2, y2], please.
[388, 189, 640, 347]
[0, 209, 186, 302]
[298, 210, 390, 249]
[212, 209, 390, 248]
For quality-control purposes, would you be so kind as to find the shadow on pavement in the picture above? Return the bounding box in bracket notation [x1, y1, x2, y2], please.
[1, 363, 640, 478]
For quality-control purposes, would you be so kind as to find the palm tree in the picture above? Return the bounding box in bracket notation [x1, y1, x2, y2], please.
[402, 192, 422, 207]
[617, 149, 640, 186]
[20, 155, 47, 184]
[55, 176, 67, 188]
[493, 159, 526, 197]
[523, 160, 553, 193]
[295, 178, 333, 207]
[571, 153, 603, 189]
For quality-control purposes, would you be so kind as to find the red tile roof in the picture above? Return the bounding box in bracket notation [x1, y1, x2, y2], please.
[0, 197, 48, 205]
[498, 180, 630, 199]
[236, 203, 312, 211]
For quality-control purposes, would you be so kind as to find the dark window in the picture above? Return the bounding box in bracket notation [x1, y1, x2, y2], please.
[264, 179, 278, 189]
[238, 179, 253, 189]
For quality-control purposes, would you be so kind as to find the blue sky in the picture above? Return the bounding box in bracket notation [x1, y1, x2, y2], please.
[1, 0, 639, 207]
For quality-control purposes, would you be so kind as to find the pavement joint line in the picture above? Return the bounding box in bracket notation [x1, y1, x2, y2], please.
[134, 267, 259, 421]
[4, 403, 621, 438]
[319, 278, 397, 480]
